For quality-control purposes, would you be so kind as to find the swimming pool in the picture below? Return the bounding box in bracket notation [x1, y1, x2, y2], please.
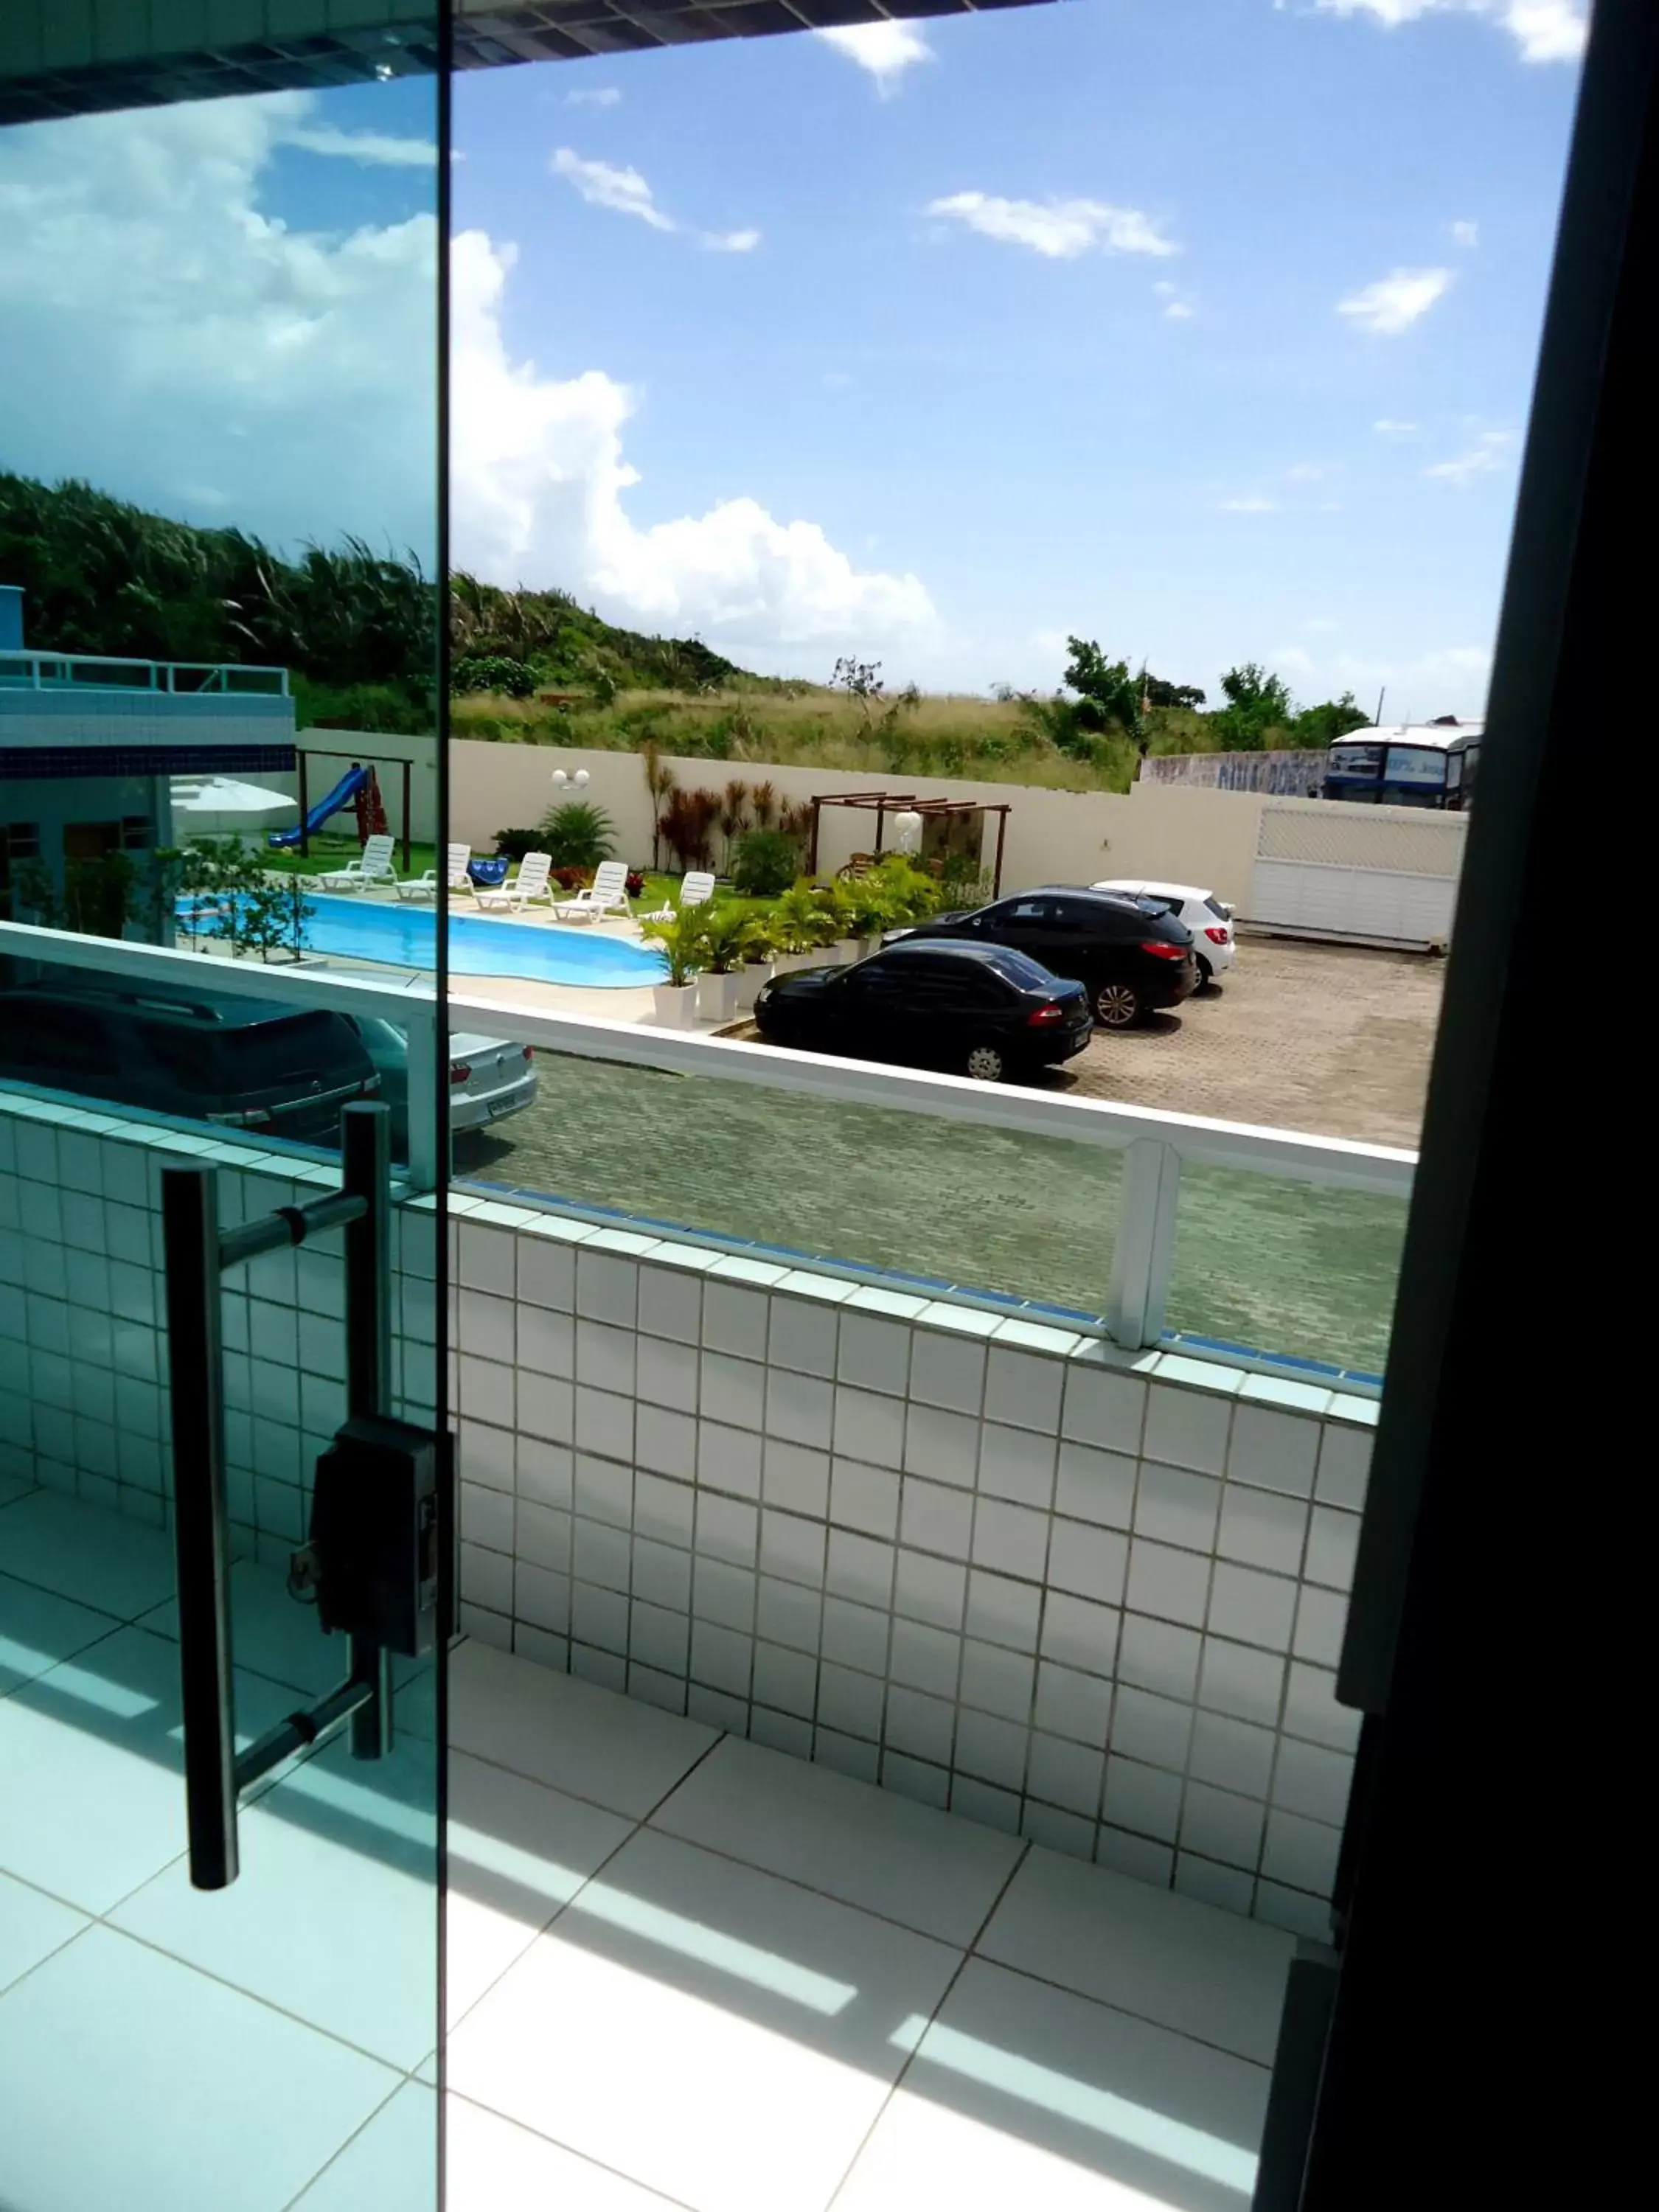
[187, 894, 667, 988]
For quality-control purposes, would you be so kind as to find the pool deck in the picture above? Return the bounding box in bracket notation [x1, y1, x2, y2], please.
[210, 885, 726, 1031]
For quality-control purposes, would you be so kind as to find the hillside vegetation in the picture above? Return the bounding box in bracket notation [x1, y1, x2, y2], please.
[2, 473, 1366, 795]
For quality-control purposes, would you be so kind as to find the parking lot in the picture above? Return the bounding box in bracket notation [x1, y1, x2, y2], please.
[1051, 935, 1444, 1150]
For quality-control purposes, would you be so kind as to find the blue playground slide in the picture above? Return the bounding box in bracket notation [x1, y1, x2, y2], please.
[267, 762, 371, 849]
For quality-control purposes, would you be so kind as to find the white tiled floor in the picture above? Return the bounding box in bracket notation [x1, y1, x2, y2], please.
[445, 1641, 1296, 2212]
[1, 1483, 1295, 2211]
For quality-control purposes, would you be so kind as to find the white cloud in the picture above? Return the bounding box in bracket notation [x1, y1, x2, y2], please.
[1500, 1, 1588, 60]
[566, 86, 622, 108]
[1220, 496, 1279, 512]
[1450, 218, 1479, 247]
[1286, 462, 1334, 482]
[1373, 417, 1420, 437]
[926, 192, 1177, 261]
[816, 23, 935, 97]
[551, 147, 758, 255]
[1307, 1, 1586, 63]
[1423, 429, 1513, 485]
[0, 93, 438, 555]
[1337, 266, 1453, 335]
[1272, 645, 1317, 677]
[552, 147, 674, 232]
[279, 120, 437, 166]
[0, 95, 928, 663]
[450, 230, 937, 650]
[1154, 279, 1197, 319]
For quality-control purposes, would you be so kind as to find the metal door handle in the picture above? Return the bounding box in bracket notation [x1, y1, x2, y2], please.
[161, 1102, 402, 1889]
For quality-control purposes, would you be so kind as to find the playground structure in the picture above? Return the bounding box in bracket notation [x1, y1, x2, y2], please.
[268, 747, 414, 869]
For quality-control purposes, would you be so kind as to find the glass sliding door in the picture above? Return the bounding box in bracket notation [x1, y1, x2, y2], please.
[0, 21, 449, 2211]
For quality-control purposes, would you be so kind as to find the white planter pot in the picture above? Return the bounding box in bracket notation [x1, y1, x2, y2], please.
[697, 970, 740, 1022]
[773, 950, 817, 975]
[733, 961, 771, 1013]
[652, 981, 699, 1029]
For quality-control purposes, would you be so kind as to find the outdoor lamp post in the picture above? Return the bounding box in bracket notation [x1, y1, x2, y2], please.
[550, 768, 591, 792]
[893, 809, 924, 855]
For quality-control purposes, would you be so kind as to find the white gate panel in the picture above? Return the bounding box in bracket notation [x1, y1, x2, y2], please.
[1249, 859, 1457, 945]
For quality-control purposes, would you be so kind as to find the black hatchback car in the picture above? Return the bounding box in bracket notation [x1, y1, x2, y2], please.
[753, 939, 1092, 1082]
[889, 886, 1197, 1027]
[0, 986, 380, 1144]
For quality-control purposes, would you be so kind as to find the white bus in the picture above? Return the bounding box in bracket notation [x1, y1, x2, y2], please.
[1323, 719, 1483, 810]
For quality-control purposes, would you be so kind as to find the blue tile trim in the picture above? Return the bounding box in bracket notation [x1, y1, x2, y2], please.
[1, 742, 296, 779]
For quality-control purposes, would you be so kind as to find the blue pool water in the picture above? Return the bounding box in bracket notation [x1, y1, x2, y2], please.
[187, 894, 666, 988]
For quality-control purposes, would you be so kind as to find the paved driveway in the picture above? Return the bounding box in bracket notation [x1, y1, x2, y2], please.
[1051, 936, 1444, 1151]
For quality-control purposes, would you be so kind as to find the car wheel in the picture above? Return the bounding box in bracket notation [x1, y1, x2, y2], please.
[1091, 980, 1143, 1028]
[964, 1042, 1007, 1082]
[1195, 956, 1214, 988]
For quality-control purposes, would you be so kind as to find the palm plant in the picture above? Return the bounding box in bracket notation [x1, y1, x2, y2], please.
[748, 779, 777, 830]
[768, 880, 839, 955]
[641, 905, 708, 987]
[537, 800, 616, 871]
[696, 902, 754, 977]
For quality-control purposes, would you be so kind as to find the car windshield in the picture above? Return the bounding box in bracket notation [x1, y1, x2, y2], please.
[1204, 896, 1230, 919]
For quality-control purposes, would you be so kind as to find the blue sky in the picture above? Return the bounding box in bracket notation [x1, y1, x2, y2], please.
[451, 1, 1584, 713]
[0, 1, 1585, 716]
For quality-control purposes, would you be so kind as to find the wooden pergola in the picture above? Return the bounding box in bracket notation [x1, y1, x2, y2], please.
[805, 790, 1014, 900]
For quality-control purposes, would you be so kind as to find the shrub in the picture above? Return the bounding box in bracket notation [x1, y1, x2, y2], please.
[537, 799, 616, 870]
[730, 827, 801, 897]
[452, 653, 535, 698]
[493, 826, 542, 862]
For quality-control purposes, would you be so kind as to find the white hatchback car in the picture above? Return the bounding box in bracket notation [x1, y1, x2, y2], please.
[1091, 880, 1237, 985]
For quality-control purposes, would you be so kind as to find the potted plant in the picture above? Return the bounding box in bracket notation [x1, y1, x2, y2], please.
[769, 881, 839, 973]
[641, 906, 706, 1028]
[833, 874, 901, 962]
[733, 914, 776, 1014]
[694, 902, 752, 1023]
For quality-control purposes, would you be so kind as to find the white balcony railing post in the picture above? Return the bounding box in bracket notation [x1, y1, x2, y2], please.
[1107, 1137, 1182, 1349]
[404, 1011, 442, 1195]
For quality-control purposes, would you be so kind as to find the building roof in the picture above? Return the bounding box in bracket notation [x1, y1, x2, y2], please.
[0, 2, 1048, 125]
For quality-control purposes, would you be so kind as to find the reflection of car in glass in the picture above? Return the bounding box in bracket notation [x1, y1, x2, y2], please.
[346, 1018, 537, 1148]
[754, 939, 1092, 1083]
[889, 886, 1197, 1029]
[1092, 880, 1237, 986]
[0, 986, 378, 1144]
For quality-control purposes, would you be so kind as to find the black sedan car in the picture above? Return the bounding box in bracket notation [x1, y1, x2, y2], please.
[753, 939, 1091, 1082]
[888, 886, 1197, 1027]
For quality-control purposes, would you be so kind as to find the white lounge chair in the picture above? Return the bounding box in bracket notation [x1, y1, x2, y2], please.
[636, 869, 714, 924]
[308, 832, 398, 893]
[394, 841, 473, 902]
[552, 858, 634, 925]
[476, 849, 554, 912]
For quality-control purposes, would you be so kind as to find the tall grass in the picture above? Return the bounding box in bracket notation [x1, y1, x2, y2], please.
[448, 685, 1203, 794]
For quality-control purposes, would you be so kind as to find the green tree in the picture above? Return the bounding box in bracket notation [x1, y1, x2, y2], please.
[1062, 637, 1144, 751]
[1293, 692, 1372, 745]
[1214, 663, 1295, 751]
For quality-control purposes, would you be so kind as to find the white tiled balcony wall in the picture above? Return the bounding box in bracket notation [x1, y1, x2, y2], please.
[448, 1195, 1374, 1941]
[3, 1089, 1371, 1941]
[0, 1095, 437, 1571]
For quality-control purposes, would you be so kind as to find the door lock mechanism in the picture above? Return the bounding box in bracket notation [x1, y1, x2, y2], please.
[306, 1414, 440, 1660]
